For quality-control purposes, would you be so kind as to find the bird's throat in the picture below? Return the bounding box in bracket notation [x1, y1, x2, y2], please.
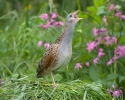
[61, 24, 75, 45]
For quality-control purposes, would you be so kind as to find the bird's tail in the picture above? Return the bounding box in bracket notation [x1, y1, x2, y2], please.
[36, 70, 44, 78]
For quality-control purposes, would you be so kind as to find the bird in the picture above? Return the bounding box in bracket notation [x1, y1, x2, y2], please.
[36, 10, 82, 86]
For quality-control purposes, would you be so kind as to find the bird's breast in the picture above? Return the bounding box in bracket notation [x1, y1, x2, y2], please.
[52, 44, 72, 71]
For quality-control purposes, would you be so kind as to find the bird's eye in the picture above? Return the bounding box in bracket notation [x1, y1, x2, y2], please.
[69, 14, 72, 17]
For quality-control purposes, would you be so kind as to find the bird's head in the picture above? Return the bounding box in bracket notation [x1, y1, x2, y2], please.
[66, 10, 82, 26]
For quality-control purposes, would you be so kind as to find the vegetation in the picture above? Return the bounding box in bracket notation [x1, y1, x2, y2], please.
[0, 80, 111, 100]
[0, 0, 125, 99]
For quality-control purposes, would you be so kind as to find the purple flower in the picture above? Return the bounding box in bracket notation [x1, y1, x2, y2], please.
[96, 37, 103, 44]
[93, 57, 99, 65]
[40, 13, 48, 20]
[107, 87, 123, 98]
[87, 41, 97, 52]
[104, 36, 116, 46]
[98, 48, 105, 58]
[75, 63, 82, 70]
[49, 19, 55, 25]
[114, 46, 125, 58]
[85, 62, 90, 67]
[103, 16, 107, 26]
[114, 10, 122, 18]
[121, 15, 125, 20]
[112, 55, 118, 61]
[99, 28, 108, 35]
[39, 24, 50, 29]
[51, 12, 58, 19]
[108, 4, 115, 11]
[37, 41, 43, 47]
[54, 21, 64, 27]
[112, 89, 122, 98]
[58, 21, 64, 26]
[44, 43, 50, 49]
[53, 21, 64, 27]
[105, 36, 110, 41]
[112, 84, 115, 89]
[107, 89, 113, 95]
[112, 37, 117, 44]
[93, 27, 99, 36]
[107, 59, 113, 66]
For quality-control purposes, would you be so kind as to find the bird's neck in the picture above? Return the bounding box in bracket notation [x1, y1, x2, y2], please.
[54, 24, 75, 45]
[62, 24, 74, 44]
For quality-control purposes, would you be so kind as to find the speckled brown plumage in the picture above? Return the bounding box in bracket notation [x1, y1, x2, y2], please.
[37, 25, 69, 78]
[54, 25, 68, 44]
[37, 44, 59, 78]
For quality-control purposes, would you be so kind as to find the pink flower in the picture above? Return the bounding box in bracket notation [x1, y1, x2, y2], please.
[114, 46, 125, 58]
[112, 89, 122, 98]
[108, 4, 115, 11]
[75, 63, 82, 70]
[98, 48, 105, 58]
[121, 15, 125, 20]
[112, 84, 115, 89]
[107, 87, 123, 98]
[37, 41, 43, 47]
[40, 13, 48, 20]
[39, 24, 50, 29]
[99, 28, 108, 35]
[49, 19, 55, 25]
[93, 58, 99, 65]
[104, 36, 116, 46]
[54, 21, 64, 27]
[93, 27, 99, 36]
[51, 12, 58, 19]
[105, 36, 110, 41]
[103, 16, 107, 26]
[107, 59, 113, 66]
[107, 89, 113, 94]
[58, 21, 64, 26]
[112, 36, 117, 44]
[114, 10, 122, 18]
[44, 43, 50, 49]
[112, 55, 118, 61]
[56, 21, 64, 27]
[85, 62, 90, 67]
[96, 37, 103, 44]
[86, 41, 97, 52]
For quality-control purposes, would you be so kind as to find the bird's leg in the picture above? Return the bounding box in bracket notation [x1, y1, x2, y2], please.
[51, 71, 56, 87]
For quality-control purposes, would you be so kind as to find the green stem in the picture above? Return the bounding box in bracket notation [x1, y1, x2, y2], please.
[0, 61, 12, 76]
[76, 0, 81, 11]
[113, 62, 117, 83]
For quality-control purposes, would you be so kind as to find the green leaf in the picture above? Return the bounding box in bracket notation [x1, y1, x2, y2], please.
[97, 6, 106, 15]
[94, 0, 105, 7]
[119, 75, 125, 83]
[12, 74, 19, 79]
[87, 6, 97, 14]
[91, 85, 105, 96]
[0, 89, 3, 93]
[106, 74, 118, 81]
[115, 5, 121, 9]
[89, 67, 100, 81]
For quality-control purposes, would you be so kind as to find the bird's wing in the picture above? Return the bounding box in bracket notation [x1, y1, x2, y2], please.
[37, 44, 59, 77]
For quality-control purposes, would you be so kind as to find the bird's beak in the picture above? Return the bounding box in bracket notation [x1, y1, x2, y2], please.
[73, 10, 83, 20]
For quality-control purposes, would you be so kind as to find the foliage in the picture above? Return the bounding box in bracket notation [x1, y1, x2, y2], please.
[0, 80, 111, 100]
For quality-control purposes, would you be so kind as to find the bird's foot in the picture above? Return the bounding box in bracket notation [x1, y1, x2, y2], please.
[52, 83, 59, 88]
